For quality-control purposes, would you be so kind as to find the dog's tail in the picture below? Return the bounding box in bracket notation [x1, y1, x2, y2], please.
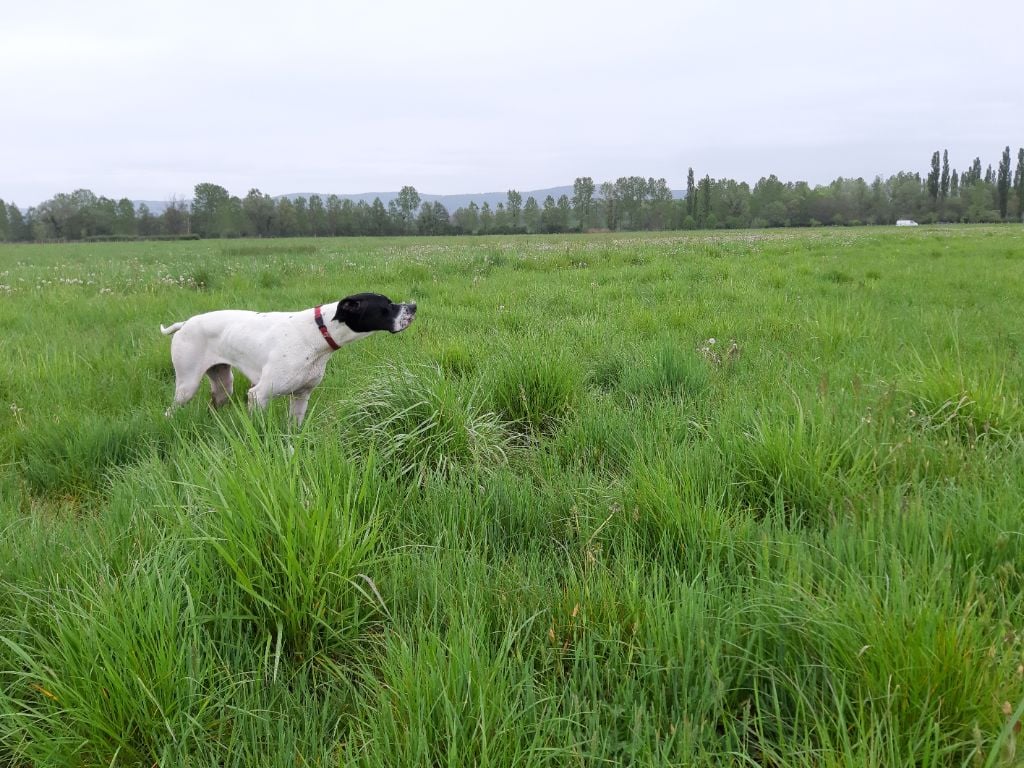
[160, 321, 185, 336]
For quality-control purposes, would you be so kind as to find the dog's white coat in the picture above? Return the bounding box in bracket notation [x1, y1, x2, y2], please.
[161, 301, 412, 424]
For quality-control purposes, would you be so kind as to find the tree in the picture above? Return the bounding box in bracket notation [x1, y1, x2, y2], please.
[968, 157, 982, 185]
[571, 177, 594, 230]
[114, 198, 137, 236]
[342, 198, 361, 236]
[752, 174, 788, 226]
[0, 199, 8, 241]
[7, 203, 28, 241]
[940, 149, 950, 204]
[220, 196, 245, 237]
[966, 181, 997, 222]
[951, 170, 960, 198]
[162, 197, 191, 235]
[506, 190, 522, 230]
[996, 145, 1011, 220]
[714, 179, 751, 228]
[1014, 148, 1024, 221]
[416, 201, 436, 235]
[353, 201, 371, 235]
[557, 194, 572, 231]
[192, 183, 230, 237]
[645, 177, 673, 229]
[31, 189, 101, 239]
[91, 196, 118, 237]
[243, 189, 276, 236]
[523, 196, 540, 233]
[599, 182, 617, 229]
[276, 198, 297, 236]
[308, 195, 327, 236]
[369, 198, 388, 235]
[493, 202, 510, 232]
[927, 150, 940, 202]
[417, 201, 450, 235]
[612, 176, 648, 229]
[387, 200, 402, 233]
[432, 202, 450, 234]
[698, 175, 712, 228]
[293, 197, 311, 237]
[686, 168, 696, 216]
[326, 195, 344, 236]
[889, 172, 923, 221]
[452, 201, 479, 234]
[479, 202, 494, 234]
[397, 186, 420, 232]
[541, 195, 559, 233]
[137, 203, 159, 236]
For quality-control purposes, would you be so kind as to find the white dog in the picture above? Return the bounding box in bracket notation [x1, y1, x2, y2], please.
[161, 293, 416, 424]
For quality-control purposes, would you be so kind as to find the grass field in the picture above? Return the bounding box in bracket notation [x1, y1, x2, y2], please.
[1, 227, 1022, 766]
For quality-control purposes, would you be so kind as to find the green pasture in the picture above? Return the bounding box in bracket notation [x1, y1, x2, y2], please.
[1, 227, 1022, 765]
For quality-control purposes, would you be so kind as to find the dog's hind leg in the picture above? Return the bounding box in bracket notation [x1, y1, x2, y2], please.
[165, 337, 206, 417]
[207, 364, 234, 409]
[166, 370, 204, 417]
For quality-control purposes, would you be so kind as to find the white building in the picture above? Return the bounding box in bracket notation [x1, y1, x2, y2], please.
[895, 219, 919, 226]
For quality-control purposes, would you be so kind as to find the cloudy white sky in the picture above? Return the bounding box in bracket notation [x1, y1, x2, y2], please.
[2, 0, 1021, 205]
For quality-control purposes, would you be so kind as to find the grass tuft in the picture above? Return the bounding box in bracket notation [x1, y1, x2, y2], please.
[17, 412, 172, 494]
[176, 416, 387, 658]
[488, 349, 582, 434]
[722, 399, 876, 524]
[345, 363, 518, 480]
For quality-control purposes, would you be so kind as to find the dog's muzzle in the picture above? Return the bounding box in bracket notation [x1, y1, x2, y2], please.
[392, 302, 417, 333]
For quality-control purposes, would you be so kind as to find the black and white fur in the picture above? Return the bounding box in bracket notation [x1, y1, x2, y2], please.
[160, 293, 416, 424]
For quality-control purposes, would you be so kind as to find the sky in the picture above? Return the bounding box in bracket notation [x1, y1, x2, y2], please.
[2, 0, 1021, 206]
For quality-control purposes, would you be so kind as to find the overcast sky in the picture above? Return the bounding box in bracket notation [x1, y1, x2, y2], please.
[2, 0, 1021, 205]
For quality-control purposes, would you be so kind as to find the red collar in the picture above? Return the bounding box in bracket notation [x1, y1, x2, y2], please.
[313, 305, 340, 350]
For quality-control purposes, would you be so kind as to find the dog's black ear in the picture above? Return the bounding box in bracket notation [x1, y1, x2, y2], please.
[334, 296, 360, 323]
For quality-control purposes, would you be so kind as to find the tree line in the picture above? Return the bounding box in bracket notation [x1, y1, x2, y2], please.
[2, 147, 1022, 242]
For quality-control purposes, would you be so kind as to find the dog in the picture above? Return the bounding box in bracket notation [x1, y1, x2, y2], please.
[160, 293, 416, 424]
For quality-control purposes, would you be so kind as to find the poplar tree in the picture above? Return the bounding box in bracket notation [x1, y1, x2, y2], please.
[1015, 148, 1024, 220]
[927, 151, 940, 201]
[698, 175, 712, 228]
[996, 146, 1011, 220]
[940, 150, 950, 200]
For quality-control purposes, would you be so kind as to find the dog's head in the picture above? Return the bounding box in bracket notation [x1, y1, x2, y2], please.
[333, 293, 416, 334]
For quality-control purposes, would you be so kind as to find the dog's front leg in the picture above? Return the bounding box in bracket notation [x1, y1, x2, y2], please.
[247, 381, 272, 414]
[289, 390, 312, 426]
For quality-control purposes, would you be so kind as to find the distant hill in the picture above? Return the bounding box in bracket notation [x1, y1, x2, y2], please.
[134, 186, 686, 215]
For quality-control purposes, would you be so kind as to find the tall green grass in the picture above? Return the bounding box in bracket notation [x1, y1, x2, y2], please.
[1, 227, 1022, 765]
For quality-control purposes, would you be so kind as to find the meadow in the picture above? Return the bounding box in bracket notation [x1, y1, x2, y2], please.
[1, 227, 1022, 766]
